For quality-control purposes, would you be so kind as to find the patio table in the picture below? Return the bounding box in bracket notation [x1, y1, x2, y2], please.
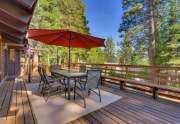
[51, 69, 87, 100]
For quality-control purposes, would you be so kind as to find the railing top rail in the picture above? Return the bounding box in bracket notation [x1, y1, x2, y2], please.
[69, 63, 180, 70]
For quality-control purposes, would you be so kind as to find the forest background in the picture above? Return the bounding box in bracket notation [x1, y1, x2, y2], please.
[30, 0, 180, 66]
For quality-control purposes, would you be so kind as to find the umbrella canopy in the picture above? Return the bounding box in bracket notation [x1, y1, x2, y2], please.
[27, 29, 105, 71]
[27, 29, 105, 48]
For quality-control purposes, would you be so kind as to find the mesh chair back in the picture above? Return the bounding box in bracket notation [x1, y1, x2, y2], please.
[86, 70, 101, 89]
[91, 65, 100, 69]
[79, 64, 86, 72]
[50, 64, 61, 77]
[50, 64, 60, 71]
[41, 67, 49, 85]
[38, 66, 44, 81]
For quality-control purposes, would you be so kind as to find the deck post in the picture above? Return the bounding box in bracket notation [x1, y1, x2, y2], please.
[120, 81, 124, 90]
[100, 77, 103, 85]
[152, 87, 158, 99]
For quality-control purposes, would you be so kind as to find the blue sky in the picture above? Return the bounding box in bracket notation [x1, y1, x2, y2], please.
[83, 0, 123, 47]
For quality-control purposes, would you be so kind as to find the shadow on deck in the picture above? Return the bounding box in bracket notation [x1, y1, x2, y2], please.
[0, 78, 37, 124]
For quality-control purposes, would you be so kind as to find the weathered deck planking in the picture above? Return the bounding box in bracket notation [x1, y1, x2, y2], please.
[69, 83, 180, 124]
[0, 79, 36, 124]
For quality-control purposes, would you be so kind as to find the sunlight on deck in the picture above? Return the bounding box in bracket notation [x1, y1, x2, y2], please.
[26, 83, 121, 124]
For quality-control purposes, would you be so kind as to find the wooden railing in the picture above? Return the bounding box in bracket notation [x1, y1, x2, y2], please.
[68, 63, 180, 85]
[63, 63, 180, 99]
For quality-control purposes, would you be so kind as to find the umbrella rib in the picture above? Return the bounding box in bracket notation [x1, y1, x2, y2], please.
[66, 35, 89, 48]
[47, 33, 65, 44]
[76, 32, 104, 46]
[28, 31, 60, 38]
[79, 35, 104, 47]
[76, 36, 91, 48]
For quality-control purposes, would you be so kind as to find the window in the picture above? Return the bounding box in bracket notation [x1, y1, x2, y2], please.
[10, 49, 15, 63]
[0, 34, 2, 81]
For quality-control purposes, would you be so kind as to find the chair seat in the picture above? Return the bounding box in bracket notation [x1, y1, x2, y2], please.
[73, 70, 102, 108]
[47, 78, 59, 83]
[80, 78, 86, 82]
[76, 81, 86, 89]
[50, 82, 62, 88]
[64, 79, 76, 87]
[75, 88, 89, 97]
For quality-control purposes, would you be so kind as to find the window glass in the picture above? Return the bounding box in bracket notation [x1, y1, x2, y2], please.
[10, 49, 15, 63]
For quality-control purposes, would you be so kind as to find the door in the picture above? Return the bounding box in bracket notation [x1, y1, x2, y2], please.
[8, 49, 15, 76]
[0, 34, 2, 80]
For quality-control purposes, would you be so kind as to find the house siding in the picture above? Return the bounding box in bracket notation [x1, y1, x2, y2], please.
[0, 36, 22, 82]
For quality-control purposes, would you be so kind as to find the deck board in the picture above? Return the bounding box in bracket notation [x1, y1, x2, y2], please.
[69, 83, 180, 124]
[0, 80, 11, 110]
[0, 79, 36, 124]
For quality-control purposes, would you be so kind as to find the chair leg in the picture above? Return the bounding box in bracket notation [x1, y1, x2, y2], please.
[83, 98, 86, 108]
[88, 89, 91, 96]
[45, 89, 50, 102]
[82, 92, 86, 108]
[98, 88, 101, 103]
[41, 86, 45, 96]
[41, 84, 45, 94]
[38, 80, 41, 89]
[65, 87, 67, 98]
[74, 87, 76, 100]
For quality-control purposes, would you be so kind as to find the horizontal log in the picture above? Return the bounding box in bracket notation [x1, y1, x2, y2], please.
[69, 63, 180, 84]
[71, 63, 180, 70]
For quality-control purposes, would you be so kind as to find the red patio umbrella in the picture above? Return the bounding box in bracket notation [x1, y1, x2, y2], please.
[27, 29, 105, 71]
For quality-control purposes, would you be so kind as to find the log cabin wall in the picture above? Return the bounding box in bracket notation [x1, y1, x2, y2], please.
[0, 34, 23, 78]
[0, 33, 2, 81]
[7, 48, 20, 76]
[0, 0, 37, 81]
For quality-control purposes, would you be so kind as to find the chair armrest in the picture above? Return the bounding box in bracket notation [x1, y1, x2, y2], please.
[47, 77, 59, 83]
[75, 80, 86, 90]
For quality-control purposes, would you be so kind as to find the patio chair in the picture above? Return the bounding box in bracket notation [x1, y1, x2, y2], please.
[79, 64, 86, 72]
[51, 72, 68, 98]
[41, 67, 66, 101]
[38, 65, 47, 90]
[50, 66, 71, 97]
[50, 64, 61, 71]
[38, 66, 57, 90]
[73, 70, 102, 108]
[79, 64, 87, 83]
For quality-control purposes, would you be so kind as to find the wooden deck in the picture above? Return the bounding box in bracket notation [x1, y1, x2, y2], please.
[0, 78, 36, 124]
[0, 79, 180, 124]
[69, 84, 180, 124]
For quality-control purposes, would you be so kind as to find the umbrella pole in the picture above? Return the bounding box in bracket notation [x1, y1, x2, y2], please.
[57, 48, 59, 64]
[68, 32, 71, 72]
[68, 45, 70, 72]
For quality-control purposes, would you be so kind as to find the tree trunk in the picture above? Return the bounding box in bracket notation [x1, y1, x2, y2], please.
[147, 0, 156, 66]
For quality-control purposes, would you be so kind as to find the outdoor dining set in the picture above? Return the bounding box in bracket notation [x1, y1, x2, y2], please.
[37, 64, 102, 108]
[27, 29, 105, 108]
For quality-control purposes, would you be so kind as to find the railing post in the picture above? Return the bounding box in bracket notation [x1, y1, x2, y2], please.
[124, 66, 128, 88]
[120, 81, 125, 90]
[157, 68, 160, 85]
[152, 87, 158, 99]
[105, 65, 108, 76]
[125, 66, 128, 80]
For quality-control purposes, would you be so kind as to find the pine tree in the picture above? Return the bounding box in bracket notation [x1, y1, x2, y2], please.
[147, 0, 156, 65]
[165, 0, 180, 65]
[156, 0, 180, 65]
[58, 0, 89, 34]
[104, 36, 115, 63]
[119, 0, 180, 66]
[118, 0, 148, 65]
[30, 0, 90, 64]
